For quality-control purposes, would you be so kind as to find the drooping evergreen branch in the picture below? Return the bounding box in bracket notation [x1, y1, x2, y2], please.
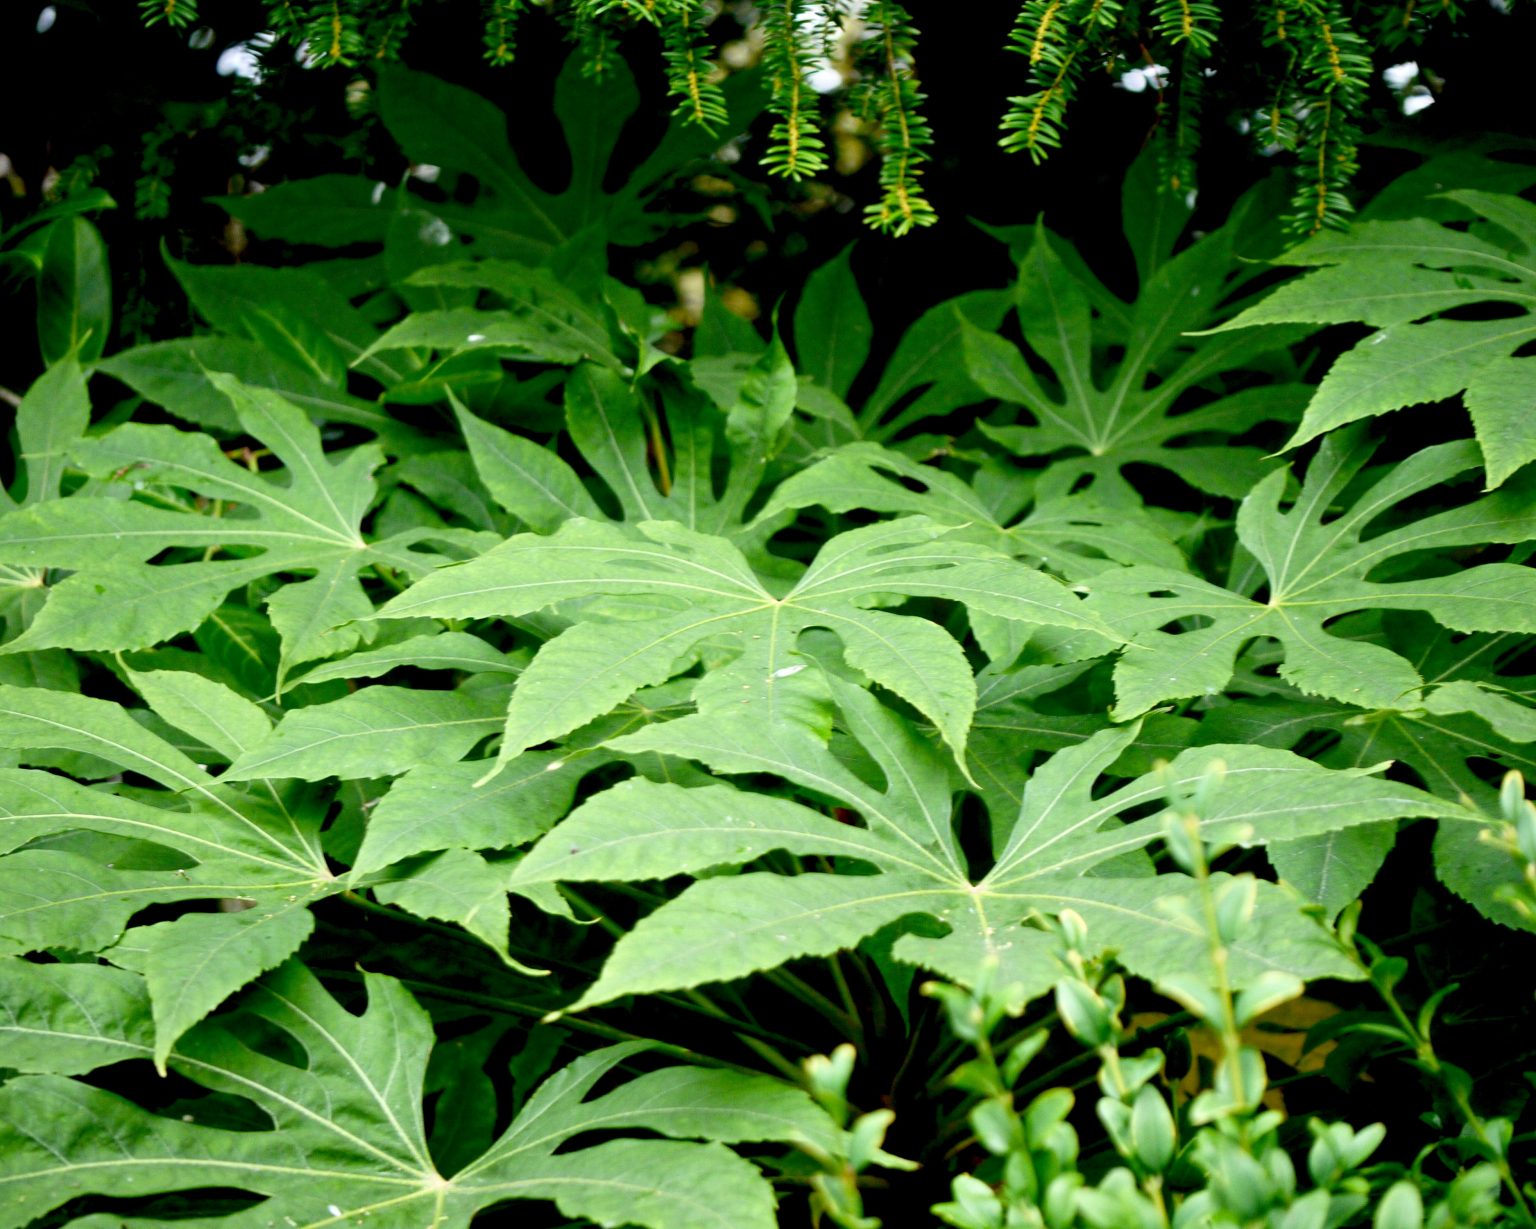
[662, 0, 729, 128]
[762, 0, 830, 179]
[482, 0, 522, 65]
[133, 0, 1515, 233]
[856, 0, 936, 234]
[137, 0, 200, 26]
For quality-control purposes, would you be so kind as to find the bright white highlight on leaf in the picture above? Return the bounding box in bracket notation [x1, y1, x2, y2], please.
[36, 6, 56, 33]
[808, 65, 844, 94]
[1119, 65, 1169, 93]
[217, 38, 270, 80]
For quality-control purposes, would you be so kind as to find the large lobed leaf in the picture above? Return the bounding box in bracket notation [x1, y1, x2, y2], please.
[377, 515, 1120, 777]
[0, 960, 828, 1229]
[1214, 189, 1536, 488]
[512, 663, 1479, 1012]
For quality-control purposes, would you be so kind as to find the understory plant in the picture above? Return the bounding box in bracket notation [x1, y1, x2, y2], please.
[1, 67, 1535, 1229]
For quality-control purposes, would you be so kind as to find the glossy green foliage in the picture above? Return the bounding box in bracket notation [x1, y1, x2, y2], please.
[1, 125, 1534, 1227]
[1217, 173, 1536, 488]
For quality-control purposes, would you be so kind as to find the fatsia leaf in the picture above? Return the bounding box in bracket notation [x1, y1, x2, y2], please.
[124, 666, 271, 760]
[378, 56, 765, 255]
[95, 335, 425, 451]
[38, 216, 110, 365]
[1267, 824, 1398, 919]
[361, 261, 621, 369]
[453, 399, 602, 533]
[856, 290, 1013, 440]
[211, 174, 399, 247]
[0, 961, 807, 1229]
[353, 750, 590, 875]
[458, 359, 795, 546]
[515, 667, 1464, 1011]
[968, 192, 1312, 504]
[0, 361, 90, 626]
[1087, 429, 1536, 717]
[371, 848, 527, 969]
[221, 684, 508, 782]
[0, 376, 456, 673]
[1422, 679, 1536, 744]
[758, 440, 1185, 580]
[125, 904, 317, 1072]
[168, 253, 412, 386]
[1213, 189, 1536, 487]
[0, 684, 325, 871]
[12, 358, 90, 508]
[1195, 615, 1536, 931]
[378, 515, 1116, 776]
[0, 682, 527, 1032]
[794, 245, 872, 401]
[292, 629, 524, 687]
[0, 958, 153, 1076]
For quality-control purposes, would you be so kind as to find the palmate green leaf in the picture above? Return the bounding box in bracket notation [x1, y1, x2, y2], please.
[453, 399, 603, 534]
[0, 961, 818, 1229]
[360, 261, 622, 370]
[0, 670, 559, 999]
[0, 958, 152, 1076]
[1422, 679, 1536, 744]
[95, 335, 427, 451]
[220, 684, 508, 783]
[0, 682, 339, 1054]
[514, 665, 1468, 1011]
[1085, 428, 1536, 717]
[377, 56, 765, 256]
[850, 288, 1014, 443]
[372, 848, 524, 967]
[0, 360, 90, 631]
[211, 174, 399, 247]
[967, 183, 1312, 504]
[0, 376, 460, 675]
[168, 254, 414, 387]
[122, 905, 317, 1073]
[1198, 617, 1536, 928]
[1212, 188, 1536, 487]
[378, 515, 1117, 777]
[291, 629, 526, 688]
[353, 750, 590, 876]
[455, 343, 796, 548]
[1266, 822, 1398, 919]
[794, 245, 873, 401]
[123, 666, 271, 760]
[38, 216, 110, 365]
[0, 685, 325, 872]
[345, 681, 695, 889]
[964, 660, 1199, 844]
[758, 440, 1186, 582]
[11, 358, 90, 509]
[0, 671, 560, 1043]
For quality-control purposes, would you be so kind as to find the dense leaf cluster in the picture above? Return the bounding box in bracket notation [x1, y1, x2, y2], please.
[2, 61, 1535, 1229]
